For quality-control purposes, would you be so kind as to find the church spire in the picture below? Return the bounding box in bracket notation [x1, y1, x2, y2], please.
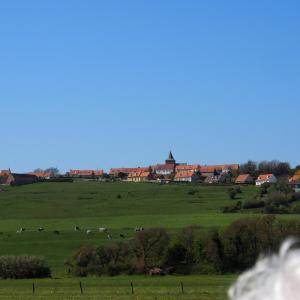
[165, 151, 176, 164]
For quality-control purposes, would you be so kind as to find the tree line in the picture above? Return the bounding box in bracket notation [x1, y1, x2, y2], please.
[66, 216, 300, 276]
[239, 160, 299, 177]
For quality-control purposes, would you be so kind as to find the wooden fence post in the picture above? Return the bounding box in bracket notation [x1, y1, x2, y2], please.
[131, 282, 134, 294]
[79, 281, 83, 294]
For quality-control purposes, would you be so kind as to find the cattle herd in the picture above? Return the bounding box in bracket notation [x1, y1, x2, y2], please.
[14, 226, 145, 239]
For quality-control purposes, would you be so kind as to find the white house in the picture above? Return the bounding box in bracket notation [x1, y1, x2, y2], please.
[153, 164, 175, 175]
[255, 174, 277, 186]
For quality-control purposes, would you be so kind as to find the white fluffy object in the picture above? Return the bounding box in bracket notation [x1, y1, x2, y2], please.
[228, 239, 300, 300]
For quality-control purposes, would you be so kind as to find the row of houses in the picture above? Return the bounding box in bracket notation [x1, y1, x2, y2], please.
[109, 152, 240, 183]
[235, 173, 300, 192]
[235, 174, 278, 185]
[1, 153, 299, 191]
[109, 153, 300, 191]
[0, 152, 241, 185]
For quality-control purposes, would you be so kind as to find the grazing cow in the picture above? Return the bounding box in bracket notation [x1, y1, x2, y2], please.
[74, 226, 80, 231]
[38, 227, 44, 232]
[120, 234, 125, 238]
[86, 230, 92, 235]
[53, 230, 60, 235]
[134, 227, 144, 232]
[99, 227, 108, 233]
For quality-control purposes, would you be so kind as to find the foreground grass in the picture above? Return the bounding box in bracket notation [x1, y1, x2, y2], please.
[0, 275, 235, 300]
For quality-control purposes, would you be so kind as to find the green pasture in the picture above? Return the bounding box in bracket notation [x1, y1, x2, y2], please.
[0, 182, 253, 274]
[0, 275, 235, 300]
[0, 181, 295, 299]
[0, 181, 297, 276]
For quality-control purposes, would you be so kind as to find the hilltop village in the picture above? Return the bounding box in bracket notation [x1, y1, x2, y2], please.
[1, 152, 300, 192]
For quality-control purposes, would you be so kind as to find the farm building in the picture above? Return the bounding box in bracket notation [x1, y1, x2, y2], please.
[289, 175, 300, 192]
[0, 169, 11, 184]
[68, 169, 104, 178]
[0, 169, 11, 177]
[204, 174, 227, 184]
[199, 164, 239, 177]
[174, 171, 199, 182]
[235, 174, 254, 184]
[109, 167, 148, 176]
[255, 174, 277, 186]
[175, 164, 200, 173]
[127, 171, 153, 182]
[2, 173, 38, 186]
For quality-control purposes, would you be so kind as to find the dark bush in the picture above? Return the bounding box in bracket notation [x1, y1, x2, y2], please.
[69, 243, 133, 277]
[292, 192, 300, 202]
[221, 216, 276, 272]
[235, 186, 242, 194]
[187, 189, 197, 195]
[266, 192, 289, 206]
[227, 188, 237, 199]
[264, 204, 290, 214]
[163, 242, 188, 273]
[0, 255, 51, 279]
[131, 228, 170, 273]
[243, 200, 265, 209]
[222, 201, 242, 213]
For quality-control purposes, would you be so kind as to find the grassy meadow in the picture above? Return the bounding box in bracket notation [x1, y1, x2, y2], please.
[0, 181, 292, 299]
[0, 275, 235, 300]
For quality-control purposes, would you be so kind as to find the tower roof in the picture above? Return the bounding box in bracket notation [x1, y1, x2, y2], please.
[165, 151, 176, 164]
[167, 151, 174, 161]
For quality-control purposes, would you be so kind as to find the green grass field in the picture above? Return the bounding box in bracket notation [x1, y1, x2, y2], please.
[0, 182, 258, 274]
[0, 275, 235, 300]
[0, 181, 294, 299]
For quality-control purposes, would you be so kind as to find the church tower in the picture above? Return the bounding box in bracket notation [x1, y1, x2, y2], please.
[165, 151, 176, 164]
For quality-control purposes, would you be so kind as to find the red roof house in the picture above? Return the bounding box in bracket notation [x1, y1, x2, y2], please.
[235, 174, 254, 184]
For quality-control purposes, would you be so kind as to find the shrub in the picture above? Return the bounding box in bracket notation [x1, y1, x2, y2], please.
[131, 228, 170, 272]
[266, 192, 289, 206]
[222, 201, 242, 213]
[235, 186, 242, 194]
[163, 242, 187, 272]
[69, 244, 132, 277]
[0, 255, 51, 279]
[227, 188, 237, 199]
[292, 192, 300, 202]
[243, 200, 265, 209]
[264, 204, 290, 214]
[187, 189, 197, 195]
[221, 216, 276, 272]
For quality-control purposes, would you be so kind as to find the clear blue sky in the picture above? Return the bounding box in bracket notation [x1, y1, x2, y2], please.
[1, 1, 299, 172]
